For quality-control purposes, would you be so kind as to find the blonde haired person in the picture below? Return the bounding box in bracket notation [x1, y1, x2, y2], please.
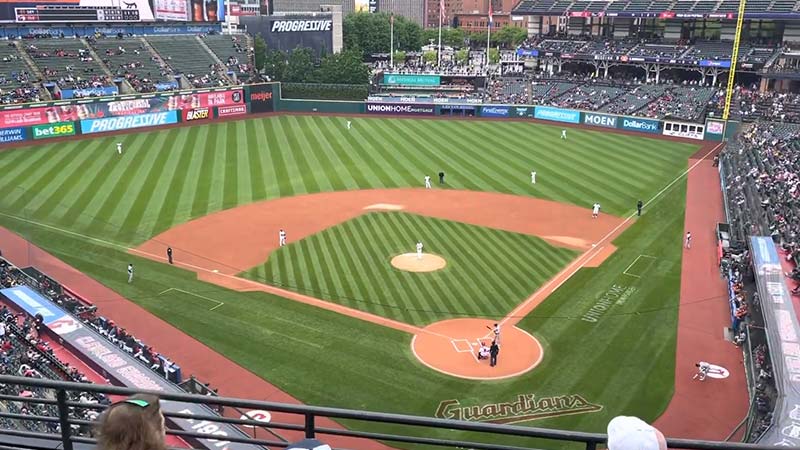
[96, 394, 166, 450]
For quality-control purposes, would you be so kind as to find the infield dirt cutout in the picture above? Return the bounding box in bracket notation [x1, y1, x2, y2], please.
[133, 188, 631, 380]
[391, 253, 447, 272]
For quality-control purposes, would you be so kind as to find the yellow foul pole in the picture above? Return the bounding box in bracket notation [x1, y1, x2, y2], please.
[722, 0, 747, 121]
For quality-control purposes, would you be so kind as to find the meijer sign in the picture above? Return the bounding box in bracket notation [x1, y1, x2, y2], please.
[271, 20, 332, 32]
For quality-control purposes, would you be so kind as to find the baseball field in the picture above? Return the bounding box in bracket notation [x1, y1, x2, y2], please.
[0, 114, 705, 445]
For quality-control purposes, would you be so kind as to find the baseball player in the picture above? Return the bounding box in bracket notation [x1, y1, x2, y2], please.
[561, 129, 567, 140]
[685, 231, 692, 249]
[167, 247, 173, 264]
[531, 170, 537, 184]
[116, 142, 123, 155]
[127, 263, 134, 283]
[279, 229, 287, 247]
[693, 361, 711, 381]
[347, 120, 352, 130]
[486, 323, 501, 345]
[592, 202, 600, 219]
[416, 241, 423, 260]
[637, 200, 643, 216]
[424, 175, 432, 189]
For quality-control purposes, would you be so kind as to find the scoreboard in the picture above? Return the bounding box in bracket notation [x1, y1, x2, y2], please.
[15, 5, 140, 22]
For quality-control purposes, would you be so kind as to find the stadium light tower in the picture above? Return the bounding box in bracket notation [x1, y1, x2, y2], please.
[722, 0, 747, 121]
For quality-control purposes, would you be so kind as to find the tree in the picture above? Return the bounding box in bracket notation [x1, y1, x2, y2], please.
[262, 49, 287, 81]
[285, 47, 315, 83]
[343, 12, 423, 56]
[315, 49, 371, 85]
[393, 50, 407, 65]
[253, 35, 267, 72]
[493, 25, 527, 48]
[423, 50, 437, 64]
[421, 28, 438, 46]
[455, 48, 469, 65]
[488, 47, 500, 64]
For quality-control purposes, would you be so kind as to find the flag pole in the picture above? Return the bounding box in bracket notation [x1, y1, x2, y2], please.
[437, 0, 443, 67]
[390, 12, 394, 68]
[486, 4, 492, 65]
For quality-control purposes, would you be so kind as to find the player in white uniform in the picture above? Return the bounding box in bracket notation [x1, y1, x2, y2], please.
[279, 229, 287, 247]
[486, 323, 501, 345]
[117, 142, 123, 154]
[592, 202, 600, 218]
[416, 241, 423, 260]
[693, 361, 710, 380]
[685, 231, 692, 249]
[347, 120, 352, 130]
[530, 170, 537, 184]
[561, 129, 567, 140]
[127, 263, 134, 283]
[424, 176, 432, 189]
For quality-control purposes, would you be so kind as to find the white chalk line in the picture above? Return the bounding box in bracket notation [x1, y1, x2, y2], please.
[501, 142, 723, 327]
[622, 254, 658, 278]
[158, 287, 224, 311]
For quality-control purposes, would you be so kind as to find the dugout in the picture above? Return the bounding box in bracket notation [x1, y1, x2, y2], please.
[438, 105, 476, 117]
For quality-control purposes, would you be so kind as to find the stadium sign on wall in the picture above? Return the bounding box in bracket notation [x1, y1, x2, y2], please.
[32, 122, 76, 139]
[183, 108, 211, 121]
[217, 105, 248, 117]
[0, 126, 26, 143]
[621, 117, 661, 134]
[583, 112, 617, 128]
[365, 103, 434, 115]
[81, 111, 178, 134]
[382, 74, 441, 86]
[533, 106, 580, 124]
[270, 20, 332, 32]
[480, 106, 510, 117]
[434, 393, 603, 424]
[248, 84, 275, 114]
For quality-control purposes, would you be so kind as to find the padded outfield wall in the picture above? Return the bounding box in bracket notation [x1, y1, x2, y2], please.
[0, 82, 731, 145]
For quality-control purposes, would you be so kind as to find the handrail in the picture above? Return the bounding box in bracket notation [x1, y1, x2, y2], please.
[0, 375, 787, 450]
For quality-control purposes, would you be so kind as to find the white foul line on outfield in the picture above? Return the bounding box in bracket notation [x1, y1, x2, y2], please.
[158, 287, 225, 311]
[501, 142, 724, 327]
[622, 254, 657, 278]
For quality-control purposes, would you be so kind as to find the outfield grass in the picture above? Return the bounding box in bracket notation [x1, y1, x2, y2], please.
[0, 115, 697, 446]
[243, 212, 578, 325]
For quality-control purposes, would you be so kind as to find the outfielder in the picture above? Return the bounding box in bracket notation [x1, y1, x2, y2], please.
[116, 142, 123, 155]
[561, 129, 567, 140]
[279, 229, 287, 247]
[416, 241, 423, 260]
[592, 202, 601, 218]
[127, 263, 134, 283]
[531, 170, 537, 184]
[347, 120, 352, 130]
[424, 175, 432, 189]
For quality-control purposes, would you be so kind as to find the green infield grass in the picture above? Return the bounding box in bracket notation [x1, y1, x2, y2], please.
[0, 115, 698, 446]
[243, 211, 578, 325]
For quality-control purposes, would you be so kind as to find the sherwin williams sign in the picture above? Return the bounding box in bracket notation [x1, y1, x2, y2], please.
[382, 74, 441, 86]
[0, 127, 26, 143]
[32, 122, 76, 139]
[81, 111, 178, 134]
[534, 106, 580, 124]
[621, 117, 661, 134]
[583, 112, 617, 128]
[481, 106, 510, 117]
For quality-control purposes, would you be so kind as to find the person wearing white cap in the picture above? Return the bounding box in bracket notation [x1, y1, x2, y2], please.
[606, 416, 667, 450]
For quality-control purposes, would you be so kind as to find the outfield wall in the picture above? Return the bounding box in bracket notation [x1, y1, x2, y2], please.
[0, 82, 730, 145]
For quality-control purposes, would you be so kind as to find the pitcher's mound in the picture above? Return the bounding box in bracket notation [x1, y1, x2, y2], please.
[391, 253, 447, 272]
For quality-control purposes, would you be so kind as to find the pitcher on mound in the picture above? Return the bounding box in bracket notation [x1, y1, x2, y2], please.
[416, 242, 423, 260]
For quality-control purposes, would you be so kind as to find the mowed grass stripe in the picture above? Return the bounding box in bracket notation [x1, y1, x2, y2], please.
[344, 120, 416, 188]
[286, 116, 337, 192]
[233, 121, 253, 206]
[311, 116, 371, 189]
[5, 143, 85, 211]
[244, 119, 267, 201]
[223, 121, 241, 210]
[261, 119, 293, 198]
[292, 116, 352, 191]
[189, 125, 220, 219]
[276, 116, 321, 195]
[171, 125, 211, 228]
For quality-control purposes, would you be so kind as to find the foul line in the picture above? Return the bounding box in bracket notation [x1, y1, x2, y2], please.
[501, 142, 723, 327]
[158, 287, 225, 311]
[622, 255, 657, 278]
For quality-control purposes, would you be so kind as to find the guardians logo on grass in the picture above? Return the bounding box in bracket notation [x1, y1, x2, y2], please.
[434, 393, 602, 424]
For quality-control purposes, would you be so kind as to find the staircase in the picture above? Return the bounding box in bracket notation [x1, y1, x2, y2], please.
[80, 39, 115, 79]
[195, 36, 233, 84]
[13, 41, 43, 80]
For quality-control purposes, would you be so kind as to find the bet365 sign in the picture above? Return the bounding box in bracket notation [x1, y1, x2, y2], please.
[32, 122, 76, 139]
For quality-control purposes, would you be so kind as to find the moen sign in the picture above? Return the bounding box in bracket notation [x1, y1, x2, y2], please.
[32, 122, 76, 139]
[435, 393, 603, 424]
[270, 20, 332, 32]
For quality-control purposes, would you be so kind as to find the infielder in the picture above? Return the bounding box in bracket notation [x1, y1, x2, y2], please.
[685, 231, 692, 249]
[127, 263, 134, 283]
[561, 129, 567, 140]
[531, 170, 537, 184]
[116, 142, 123, 155]
[592, 202, 600, 218]
[424, 175, 432, 189]
[279, 229, 287, 247]
[416, 241, 423, 260]
[347, 120, 352, 130]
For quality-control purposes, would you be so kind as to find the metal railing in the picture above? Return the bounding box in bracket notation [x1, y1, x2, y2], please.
[0, 375, 785, 450]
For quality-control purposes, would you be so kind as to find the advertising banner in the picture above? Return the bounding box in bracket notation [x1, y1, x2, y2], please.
[183, 107, 212, 122]
[583, 112, 618, 128]
[699, 60, 731, 68]
[81, 110, 178, 134]
[217, 104, 248, 117]
[365, 103, 434, 115]
[480, 106, 510, 118]
[60, 86, 118, 99]
[240, 15, 334, 57]
[0, 0, 225, 23]
[32, 122, 76, 139]
[516, 48, 539, 57]
[534, 106, 580, 124]
[0, 286, 68, 325]
[248, 84, 274, 114]
[511, 106, 533, 117]
[621, 116, 661, 134]
[705, 119, 725, 137]
[382, 74, 441, 86]
[0, 126, 26, 143]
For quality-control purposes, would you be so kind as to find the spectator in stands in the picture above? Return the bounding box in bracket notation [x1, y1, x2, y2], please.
[96, 394, 166, 450]
[606, 416, 667, 450]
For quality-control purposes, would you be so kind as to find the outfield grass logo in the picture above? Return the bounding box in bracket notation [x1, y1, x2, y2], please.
[434, 394, 602, 424]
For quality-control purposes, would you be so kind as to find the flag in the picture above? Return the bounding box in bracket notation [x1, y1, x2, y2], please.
[488, 2, 493, 25]
[390, 11, 394, 24]
[440, 0, 446, 19]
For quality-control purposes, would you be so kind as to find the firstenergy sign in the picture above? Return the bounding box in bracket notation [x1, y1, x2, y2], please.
[270, 20, 332, 32]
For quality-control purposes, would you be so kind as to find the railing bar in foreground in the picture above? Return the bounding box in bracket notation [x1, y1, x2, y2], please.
[165, 429, 287, 447]
[0, 412, 59, 424]
[314, 426, 551, 450]
[0, 395, 57, 406]
[163, 410, 302, 434]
